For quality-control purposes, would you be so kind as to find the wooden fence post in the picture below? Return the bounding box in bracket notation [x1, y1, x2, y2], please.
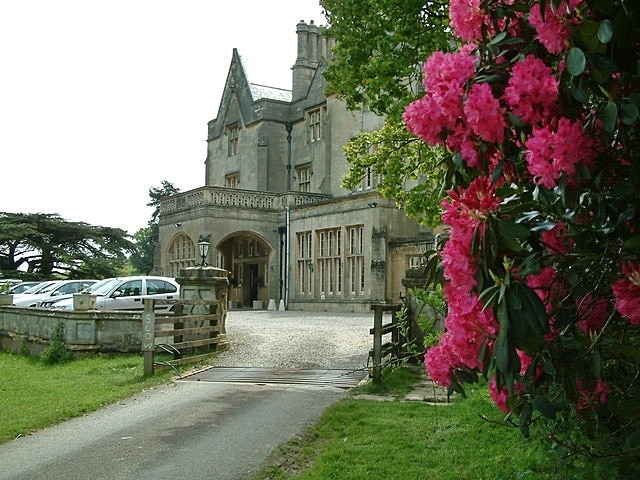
[371, 305, 383, 385]
[142, 299, 156, 376]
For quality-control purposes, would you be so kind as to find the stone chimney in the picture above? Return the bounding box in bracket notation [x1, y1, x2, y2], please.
[292, 20, 333, 101]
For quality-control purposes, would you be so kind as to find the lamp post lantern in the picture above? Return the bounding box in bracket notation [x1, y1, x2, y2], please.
[198, 240, 210, 267]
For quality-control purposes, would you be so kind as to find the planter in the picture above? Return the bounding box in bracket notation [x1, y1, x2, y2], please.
[73, 293, 97, 311]
[0, 294, 13, 305]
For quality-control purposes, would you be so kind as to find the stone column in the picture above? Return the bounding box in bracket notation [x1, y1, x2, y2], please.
[370, 227, 387, 302]
[177, 266, 230, 350]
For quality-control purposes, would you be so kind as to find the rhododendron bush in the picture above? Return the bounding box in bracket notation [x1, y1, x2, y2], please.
[405, 0, 640, 470]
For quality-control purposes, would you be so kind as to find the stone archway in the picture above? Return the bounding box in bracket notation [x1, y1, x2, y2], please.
[218, 233, 271, 309]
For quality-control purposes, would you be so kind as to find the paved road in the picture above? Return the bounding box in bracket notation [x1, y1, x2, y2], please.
[0, 310, 373, 480]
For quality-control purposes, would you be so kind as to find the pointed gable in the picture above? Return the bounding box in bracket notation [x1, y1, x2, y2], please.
[207, 49, 256, 139]
[207, 49, 293, 140]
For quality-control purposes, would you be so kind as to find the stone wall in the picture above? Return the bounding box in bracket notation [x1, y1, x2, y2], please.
[0, 306, 166, 357]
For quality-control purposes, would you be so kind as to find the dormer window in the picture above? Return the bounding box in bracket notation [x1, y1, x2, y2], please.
[228, 124, 239, 156]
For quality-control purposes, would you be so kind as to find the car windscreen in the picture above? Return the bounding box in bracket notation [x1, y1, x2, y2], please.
[87, 278, 116, 293]
[92, 279, 122, 296]
[38, 282, 62, 294]
[22, 282, 53, 294]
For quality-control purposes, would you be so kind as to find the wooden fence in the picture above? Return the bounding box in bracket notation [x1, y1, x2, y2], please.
[369, 304, 405, 385]
[142, 298, 226, 375]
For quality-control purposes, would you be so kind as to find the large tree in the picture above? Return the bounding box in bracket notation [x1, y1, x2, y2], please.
[0, 212, 133, 279]
[321, 0, 452, 226]
[129, 181, 180, 275]
[322, 0, 450, 120]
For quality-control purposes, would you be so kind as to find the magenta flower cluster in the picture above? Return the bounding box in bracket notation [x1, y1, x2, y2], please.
[404, 0, 639, 421]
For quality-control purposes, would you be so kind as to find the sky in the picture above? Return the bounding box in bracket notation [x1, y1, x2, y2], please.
[0, 0, 326, 235]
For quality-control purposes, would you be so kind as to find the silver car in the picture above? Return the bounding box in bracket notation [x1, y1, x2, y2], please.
[13, 280, 98, 308]
[49, 276, 179, 311]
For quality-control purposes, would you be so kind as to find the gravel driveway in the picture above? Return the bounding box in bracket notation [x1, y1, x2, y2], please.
[213, 310, 374, 371]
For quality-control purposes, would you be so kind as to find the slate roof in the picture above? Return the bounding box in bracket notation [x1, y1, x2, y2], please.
[249, 84, 292, 103]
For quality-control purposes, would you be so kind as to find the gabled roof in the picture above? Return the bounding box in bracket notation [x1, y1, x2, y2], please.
[208, 49, 295, 139]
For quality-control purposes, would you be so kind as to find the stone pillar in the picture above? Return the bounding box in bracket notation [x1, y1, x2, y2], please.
[370, 227, 387, 302]
[177, 266, 230, 350]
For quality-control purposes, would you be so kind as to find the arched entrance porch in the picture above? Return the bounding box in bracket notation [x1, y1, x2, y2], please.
[217, 233, 272, 308]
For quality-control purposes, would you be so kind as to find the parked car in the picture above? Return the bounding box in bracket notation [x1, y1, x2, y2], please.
[7, 281, 42, 294]
[38, 278, 112, 309]
[48, 276, 179, 311]
[13, 280, 98, 308]
[11, 280, 62, 300]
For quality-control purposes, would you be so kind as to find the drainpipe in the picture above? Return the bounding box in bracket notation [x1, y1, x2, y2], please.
[284, 122, 293, 309]
[284, 199, 290, 309]
[277, 225, 286, 301]
[285, 122, 293, 191]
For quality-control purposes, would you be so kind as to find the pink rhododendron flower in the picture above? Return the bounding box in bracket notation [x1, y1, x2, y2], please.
[441, 237, 477, 291]
[576, 378, 612, 412]
[576, 294, 609, 334]
[443, 290, 497, 353]
[489, 375, 510, 413]
[449, 0, 484, 42]
[464, 82, 506, 143]
[529, 0, 584, 54]
[425, 334, 458, 386]
[404, 46, 477, 146]
[612, 263, 640, 325]
[516, 349, 533, 375]
[540, 222, 573, 255]
[427, 176, 503, 385]
[503, 55, 560, 125]
[442, 176, 501, 227]
[525, 117, 596, 188]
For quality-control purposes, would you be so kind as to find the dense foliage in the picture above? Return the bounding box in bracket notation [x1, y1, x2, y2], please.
[322, 0, 452, 225]
[0, 212, 133, 279]
[404, 0, 640, 474]
[322, 0, 450, 121]
[129, 180, 179, 275]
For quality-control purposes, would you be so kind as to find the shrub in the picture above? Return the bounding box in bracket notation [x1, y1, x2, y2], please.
[405, 0, 640, 475]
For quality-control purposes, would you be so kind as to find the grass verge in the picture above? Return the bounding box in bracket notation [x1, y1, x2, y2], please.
[254, 367, 560, 480]
[0, 351, 174, 443]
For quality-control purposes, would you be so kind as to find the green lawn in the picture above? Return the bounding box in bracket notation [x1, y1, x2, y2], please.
[1, 353, 560, 479]
[254, 369, 561, 480]
[0, 351, 173, 443]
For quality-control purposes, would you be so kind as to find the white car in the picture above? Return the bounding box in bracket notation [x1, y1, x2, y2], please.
[49, 276, 179, 311]
[13, 280, 98, 308]
[7, 281, 42, 294]
[37, 279, 106, 308]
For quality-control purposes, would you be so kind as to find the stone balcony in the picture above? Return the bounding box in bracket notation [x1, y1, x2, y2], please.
[160, 186, 331, 215]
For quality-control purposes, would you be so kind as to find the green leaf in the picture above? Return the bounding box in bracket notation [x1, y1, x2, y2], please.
[621, 102, 639, 125]
[570, 77, 590, 103]
[598, 19, 614, 43]
[601, 101, 618, 132]
[533, 395, 559, 419]
[590, 53, 618, 75]
[623, 235, 640, 250]
[519, 402, 533, 438]
[566, 47, 586, 76]
[489, 31, 507, 45]
[499, 219, 532, 239]
[495, 301, 511, 373]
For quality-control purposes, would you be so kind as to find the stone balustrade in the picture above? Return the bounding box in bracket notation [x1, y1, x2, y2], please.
[160, 186, 330, 215]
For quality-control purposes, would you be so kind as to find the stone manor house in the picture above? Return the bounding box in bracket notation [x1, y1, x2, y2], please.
[155, 20, 433, 312]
